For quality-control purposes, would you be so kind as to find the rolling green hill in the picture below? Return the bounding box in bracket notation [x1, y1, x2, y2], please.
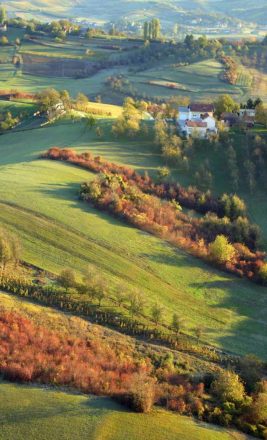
[0, 119, 267, 358]
[0, 382, 250, 440]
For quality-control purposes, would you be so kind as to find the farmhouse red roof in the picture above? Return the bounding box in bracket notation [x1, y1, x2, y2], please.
[186, 120, 207, 128]
[189, 104, 214, 112]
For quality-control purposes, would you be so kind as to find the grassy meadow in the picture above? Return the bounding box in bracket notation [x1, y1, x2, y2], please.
[0, 120, 266, 358]
[0, 382, 250, 440]
[127, 59, 250, 101]
[0, 27, 264, 103]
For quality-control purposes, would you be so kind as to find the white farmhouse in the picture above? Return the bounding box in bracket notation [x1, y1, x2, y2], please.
[239, 108, 256, 118]
[184, 120, 208, 138]
[177, 103, 217, 138]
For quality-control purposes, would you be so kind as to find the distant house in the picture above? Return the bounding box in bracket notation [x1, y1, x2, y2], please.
[239, 108, 256, 118]
[184, 120, 208, 138]
[221, 112, 240, 127]
[47, 101, 65, 120]
[220, 109, 255, 128]
[189, 103, 214, 119]
[177, 103, 217, 138]
[0, 24, 7, 33]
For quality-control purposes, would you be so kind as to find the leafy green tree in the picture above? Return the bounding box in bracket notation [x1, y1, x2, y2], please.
[209, 235, 235, 264]
[37, 88, 61, 112]
[59, 90, 71, 109]
[0, 35, 8, 45]
[194, 162, 213, 191]
[172, 313, 182, 335]
[151, 303, 164, 326]
[250, 392, 267, 424]
[215, 95, 239, 118]
[244, 159, 256, 193]
[85, 115, 96, 131]
[76, 92, 89, 105]
[94, 280, 108, 306]
[239, 355, 263, 393]
[0, 5, 7, 25]
[143, 21, 149, 40]
[128, 290, 145, 317]
[113, 283, 128, 308]
[154, 117, 168, 148]
[57, 268, 76, 291]
[151, 18, 161, 39]
[211, 370, 245, 404]
[112, 98, 142, 137]
[162, 135, 182, 165]
[255, 102, 267, 127]
[157, 166, 170, 181]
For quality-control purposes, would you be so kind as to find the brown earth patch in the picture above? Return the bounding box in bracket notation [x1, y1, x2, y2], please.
[22, 54, 101, 78]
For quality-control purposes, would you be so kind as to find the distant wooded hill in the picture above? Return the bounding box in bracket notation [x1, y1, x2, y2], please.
[2, 0, 267, 25]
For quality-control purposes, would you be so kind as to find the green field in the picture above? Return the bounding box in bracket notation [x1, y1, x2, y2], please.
[0, 382, 250, 440]
[127, 59, 250, 101]
[0, 120, 266, 358]
[0, 99, 37, 116]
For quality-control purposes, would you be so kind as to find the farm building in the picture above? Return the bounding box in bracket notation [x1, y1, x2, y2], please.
[184, 120, 208, 138]
[220, 110, 255, 128]
[177, 103, 217, 138]
[0, 24, 7, 32]
[221, 112, 240, 127]
[239, 108, 256, 118]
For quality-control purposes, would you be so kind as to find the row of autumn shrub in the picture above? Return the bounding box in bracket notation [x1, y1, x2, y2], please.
[80, 173, 266, 284]
[0, 308, 154, 411]
[0, 273, 225, 364]
[1, 309, 267, 438]
[41, 147, 250, 222]
[42, 147, 261, 251]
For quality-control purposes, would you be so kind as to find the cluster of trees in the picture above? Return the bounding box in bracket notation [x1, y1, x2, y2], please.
[0, 5, 7, 25]
[223, 134, 267, 193]
[215, 94, 240, 118]
[154, 118, 185, 167]
[80, 173, 265, 283]
[36, 88, 109, 120]
[231, 37, 267, 71]
[0, 35, 8, 46]
[143, 19, 161, 41]
[1, 307, 267, 435]
[0, 230, 265, 436]
[56, 267, 184, 337]
[0, 309, 154, 411]
[27, 19, 81, 40]
[41, 147, 246, 220]
[43, 147, 266, 283]
[0, 112, 19, 133]
[256, 103, 267, 128]
[220, 55, 238, 85]
[112, 97, 147, 137]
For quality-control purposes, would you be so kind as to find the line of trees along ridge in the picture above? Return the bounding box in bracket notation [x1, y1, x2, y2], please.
[42, 147, 266, 285]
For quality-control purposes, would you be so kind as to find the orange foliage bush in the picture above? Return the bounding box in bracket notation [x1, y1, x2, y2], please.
[0, 310, 151, 399]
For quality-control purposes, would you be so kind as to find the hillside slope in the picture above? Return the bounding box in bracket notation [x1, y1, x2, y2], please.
[0, 120, 267, 358]
[3, 0, 267, 24]
[0, 382, 250, 440]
